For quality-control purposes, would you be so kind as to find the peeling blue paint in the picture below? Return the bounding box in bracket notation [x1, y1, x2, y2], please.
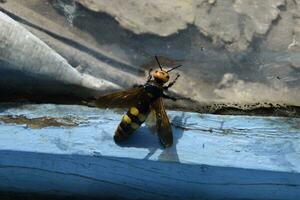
[0, 104, 300, 199]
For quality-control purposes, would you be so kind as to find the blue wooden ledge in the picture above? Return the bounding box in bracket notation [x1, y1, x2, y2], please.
[0, 104, 299, 199]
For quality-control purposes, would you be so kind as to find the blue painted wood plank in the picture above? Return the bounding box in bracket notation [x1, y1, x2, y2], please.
[0, 104, 299, 199]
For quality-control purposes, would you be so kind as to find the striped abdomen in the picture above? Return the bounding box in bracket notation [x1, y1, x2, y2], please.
[114, 102, 150, 142]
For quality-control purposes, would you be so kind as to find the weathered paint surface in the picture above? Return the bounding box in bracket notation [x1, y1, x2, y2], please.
[0, 104, 299, 199]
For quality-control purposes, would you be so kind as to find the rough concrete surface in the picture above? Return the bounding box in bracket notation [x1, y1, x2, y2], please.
[0, 0, 299, 114]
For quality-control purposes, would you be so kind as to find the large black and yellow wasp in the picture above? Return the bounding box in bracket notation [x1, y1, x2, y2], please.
[92, 56, 182, 147]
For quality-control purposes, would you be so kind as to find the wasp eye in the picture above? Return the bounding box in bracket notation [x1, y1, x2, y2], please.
[166, 75, 169, 78]
[155, 70, 158, 73]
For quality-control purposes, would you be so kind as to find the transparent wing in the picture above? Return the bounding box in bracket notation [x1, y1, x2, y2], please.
[152, 97, 173, 147]
[88, 87, 147, 108]
[145, 109, 157, 134]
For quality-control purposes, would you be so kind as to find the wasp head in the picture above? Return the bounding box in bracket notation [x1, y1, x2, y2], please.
[153, 69, 170, 83]
[153, 56, 182, 84]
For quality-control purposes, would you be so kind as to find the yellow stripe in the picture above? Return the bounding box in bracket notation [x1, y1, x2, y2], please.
[131, 122, 139, 129]
[137, 114, 146, 122]
[147, 92, 154, 98]
[130, 107, 139, 116]
[122, 114, 132, 124]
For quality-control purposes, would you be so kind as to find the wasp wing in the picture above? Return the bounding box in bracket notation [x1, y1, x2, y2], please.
[145, 109, 157, 134]
[89, 87, 147, 108]
[152, 97, 173, 147]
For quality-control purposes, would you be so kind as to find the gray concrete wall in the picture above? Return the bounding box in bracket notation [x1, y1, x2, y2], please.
[0, 0, 299, 115]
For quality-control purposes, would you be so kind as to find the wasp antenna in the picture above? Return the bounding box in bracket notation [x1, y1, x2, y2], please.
[167, 65, 182, 72]
[155, 55, 163, 70]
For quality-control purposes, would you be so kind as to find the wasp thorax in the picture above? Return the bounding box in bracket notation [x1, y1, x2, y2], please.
[153, 70, 170, 83]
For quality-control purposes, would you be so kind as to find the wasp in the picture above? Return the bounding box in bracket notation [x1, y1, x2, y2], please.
[92, 56, 182, 147]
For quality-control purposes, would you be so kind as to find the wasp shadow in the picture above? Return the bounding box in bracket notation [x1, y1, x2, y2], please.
[115, 126, 162, 149]
[116, 112, 189, 163]
[157, 112, 190, 162]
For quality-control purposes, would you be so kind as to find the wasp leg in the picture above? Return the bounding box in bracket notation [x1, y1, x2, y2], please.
[146, 68, 153, 83]
[164, 73, 180, 89]
[134, 68, 153, 88]
[135, 68, 152, 88]
[162, 93, 177, 101]
[132, 84, 144, 88]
